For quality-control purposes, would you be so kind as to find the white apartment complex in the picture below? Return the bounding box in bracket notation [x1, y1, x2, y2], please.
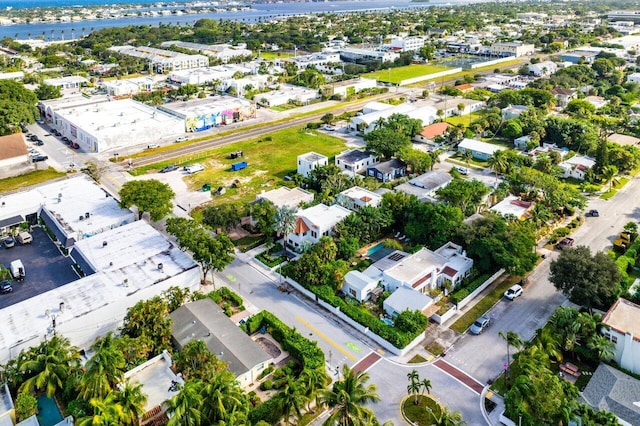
[109, 45, 209, 73]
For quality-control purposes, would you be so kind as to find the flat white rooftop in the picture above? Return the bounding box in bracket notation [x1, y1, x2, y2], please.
[160, 96, 252, 117]
[124, 352, 182, 412]
[385, 248, 447, 284]
[256, 187, 314, 209]
[298, 203, 351, 230]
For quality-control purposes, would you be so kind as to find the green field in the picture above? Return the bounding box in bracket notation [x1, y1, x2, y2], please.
[259, 51, 294, 60]
[363, 64, 450, 84]
[0, 167, 66, 194]
[445, 112, 481, 126]
[134, 127, 347, 205]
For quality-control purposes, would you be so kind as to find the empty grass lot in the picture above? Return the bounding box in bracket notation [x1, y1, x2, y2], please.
[0, 167, 66, 193]
[259, 51, 294, 60]
[363, 64, 450, 84]
[445, 113, 481, 126]
[136, 127, 347, 205]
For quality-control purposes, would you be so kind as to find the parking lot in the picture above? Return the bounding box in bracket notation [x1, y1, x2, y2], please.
[0, 227, 79, 309]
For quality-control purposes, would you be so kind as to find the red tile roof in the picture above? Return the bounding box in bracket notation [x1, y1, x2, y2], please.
[419, 122, 450, 139]
[455, 83, 474, 91]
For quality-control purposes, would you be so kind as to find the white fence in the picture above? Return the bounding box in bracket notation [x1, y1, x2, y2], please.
[399, 67, 462, 86]
[431, 307, 457, 325]
[284, 276, 424, 355]
[470, 56, 517, 69]
[456, 269, 505, 311]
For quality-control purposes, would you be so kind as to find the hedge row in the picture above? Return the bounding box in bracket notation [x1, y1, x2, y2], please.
[449, 272, 493, 305]
[616, 239, 640, 290]
[301, 283, 420, 349]
[245, 311, 324, 371]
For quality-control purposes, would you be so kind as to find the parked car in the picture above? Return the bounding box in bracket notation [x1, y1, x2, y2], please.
[586, 209, 599, 217]
[146, 144, 160, 149]
[29, 135, 38, 142]
[70, 142, 80, 149]
[0, 280, 12, 294]
[2, 236, 14, 248]
[504, 284, 523, 300]
[323, 125, 336, 131]
[175, 136, 188, 142]
[62, 136, 70, 143]
[34, 140, 44, 146]
[31, 155, 48, 163]
[16, 232, 32, 244]
[183, 164, 204, 174]
[160, 164, 179, 173]
[556, 237, 575, 250]
[470, 316, 491, 334]
[456, 166, 468, 175]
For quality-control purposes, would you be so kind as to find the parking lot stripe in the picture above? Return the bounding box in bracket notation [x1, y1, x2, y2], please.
[295, 316, 357, 361]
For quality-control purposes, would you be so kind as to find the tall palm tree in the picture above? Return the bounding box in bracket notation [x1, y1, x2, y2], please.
[116, 381, 147, 425]
[19, 336, 80, 397]
[499, 331, 524, 388]
[299, 368, 328, 413]
[429, 149, 441, 171]
[80, 332, 126, 400]
[602, 165, 618, 192]
[166, 381, 204, 426]
[273, 205, 297, 255]
[421, 378, 432, 395]
[275, 378, 307, 425]
[430, 405, 467, 426]
[77, 392, 125, 426]
[531, 327, 562, 363]
[461, 150, 473, 168]
[201, 371, 246, 423]
[487, 149, 508, 179]
[320, 365, 380, 426]
[406, 370, 421, 405]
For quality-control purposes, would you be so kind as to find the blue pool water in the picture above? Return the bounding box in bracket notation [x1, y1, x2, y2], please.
[37, 395, 63, 426]
[381, 317, 394, 326]
[367, 242, 385, 256]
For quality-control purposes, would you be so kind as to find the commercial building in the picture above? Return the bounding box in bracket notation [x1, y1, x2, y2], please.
[280, 52, 341, 71]
[168, 65, 249, 86]
[349, 103, 437, 134]
[159, 96, 256, 132]
[161, 41, 252, 63]
[297, 152, 328, 177]
[100, 75, 163, 97]
[560, 50, 599, 64]
[257, 84, 320, 107]
[490, 42, 535, 57]
[527, 61, 558, 77]
[322, 77, 377, 98]
[43, 98, 184, 152]
[389, 36, 427, 52]
[333, 47, 399, 64]
[602, 298, 640, 376]
[43, 76, 88, 90]
[171, 299, 272, 388]
[109, 45, 209, 73]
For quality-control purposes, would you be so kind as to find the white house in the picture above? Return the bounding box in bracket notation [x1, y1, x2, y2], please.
[559, 155, 596, 180]
[341, 267, 382, 302]
[324, 78, 377, 98]
[394, 171, 453, 203]
[336, 186, 383, 211]
[490, 195, 533, 220]
[334, 149, 379, 175]
[514, 135, 532, 150]
[628, 72, 640, 84]
[602, 298, 640, 375]
[551, 88, 578, 107]
[258, 84, 320, 107]
[458, 138, 506, 161]
[43, 76, 88, 90]
[501, 105, 529, 120]
[585, 95, 609, 109]
[383, 286, 434, 319]
[348, 104, 437, 134]
[431, 98, 485, 118]
[287, 204, 351, 252]
[527, 61, 558, 77]
[297, 152, 328, 178]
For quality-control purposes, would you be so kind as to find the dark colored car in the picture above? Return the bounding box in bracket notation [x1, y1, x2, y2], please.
[32, 155, 48, 163]
[160, 164, 179, 173]
[1, 280, 13, 294]
[586, 209, 599, 217]
[29, 134, 38, 141]
[34, 140, 44, 146]
[556, 237, 575, 250]
[62, 137, 70, 144]
[70, 142, 80, 149]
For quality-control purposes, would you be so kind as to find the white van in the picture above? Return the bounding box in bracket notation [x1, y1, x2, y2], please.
[16, 232, 32, 244]
[10, 259, 25, 280]
[183, 164, 204, 174]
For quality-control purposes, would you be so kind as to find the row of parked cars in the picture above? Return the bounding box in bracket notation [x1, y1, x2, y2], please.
[470, 282, 524, 335]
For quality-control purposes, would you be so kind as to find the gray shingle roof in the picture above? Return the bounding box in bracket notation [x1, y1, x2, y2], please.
[581, 363, 640, 425]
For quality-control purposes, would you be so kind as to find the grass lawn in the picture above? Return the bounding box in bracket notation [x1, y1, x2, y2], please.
[445, 113, 481, 126]
[408, 354, 428, 364]
[363, 64, 450, 84]
[600, 177, 629, 200]
[450, 273, 518, 334]
[405, 59, 522, 88]
[480, 137, 514, 148]
[402, 395, 441, 425]
[259, 51, 294, 60]
[0, 167, 66, 193]
[135, 127, 347, 205]
[446, 154, 488, 169]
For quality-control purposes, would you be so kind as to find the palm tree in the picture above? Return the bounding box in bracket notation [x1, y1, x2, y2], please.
[273, 205, 297, 255]
[166, 381, 204, 426]
[275, 378, 307, 425]
[19, 336, 80, 397]
[421, 378, 432, 395]
[320, 365, 380, 426]
[487, 149, 508, 179]
[587, 334, 615, 361]
[532, 327, 562, 363]
[77, 393, 125, 426]
[429, 149, 441, 171]
[116, 381, 147, 425]
[602, 165, 618, 192]
[407, 369, 421, 405]
[462, 150, 473, 168]
[201, 371, 246, 423]
[299, 368, 328, 413]
[80, 332, 125, 400]
[499, 331, 524, 388]
[430, 405, 467, 426]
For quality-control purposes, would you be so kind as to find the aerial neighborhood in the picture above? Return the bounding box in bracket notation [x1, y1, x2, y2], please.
[3, 1, 640, 425]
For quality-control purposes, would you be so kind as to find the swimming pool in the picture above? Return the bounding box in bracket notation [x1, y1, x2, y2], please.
[37, 395, 63, 426]
[367, 242, 385, 256]
[381, 317, 394, 326]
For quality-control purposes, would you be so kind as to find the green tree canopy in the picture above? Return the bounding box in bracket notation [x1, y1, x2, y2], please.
[119, 179, 174, 221]
[35, 83, 62, 100]
[364, 127, 411, 159]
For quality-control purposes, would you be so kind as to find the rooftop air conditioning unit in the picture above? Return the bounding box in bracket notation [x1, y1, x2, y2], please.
[157, 263, 163, 270]
[102, 241, 107, 247]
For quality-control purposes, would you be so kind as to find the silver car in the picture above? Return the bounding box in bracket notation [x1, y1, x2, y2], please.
[470, 316, 491, 335]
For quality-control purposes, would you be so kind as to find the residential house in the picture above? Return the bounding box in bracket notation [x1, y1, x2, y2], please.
[551, 88, 578, 107]
[382, 242, 473, 293]
[124, 351, 184, 424]
[628, 72, 640, 84]
[367, 158, 407, 182]
[336, 186, 382, 211]
[341, 268, 381, 302]
[335, 149, 379, 175]
[383, 286, 434, 319]
[394, 171, 453, 203]
[527, 61, 558, 77]
[454, 83, 474, 92]
[514, 135, 532, 150]
[581, 363, 640, 426]
[559, 155, 596, 180]
[457, 138, 506, 161]
[287, 204, 351, 251]
[170, 299, 273, 388]
[432, 98, 485, 118]
[602, 298, 640, 375]
[0, 133, 28, 170]
[585, 95, 609, 109]
[490, 195, 533, 220]
[255, 187, 314, 209]
[297, 152, 328, 178]
[413, 122, 450, 147]
[501, 105, 529, 120]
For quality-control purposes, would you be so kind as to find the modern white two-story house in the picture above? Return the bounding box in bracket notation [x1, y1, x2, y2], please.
[602, 298, 640, 375]
[287, 204, 351, 251]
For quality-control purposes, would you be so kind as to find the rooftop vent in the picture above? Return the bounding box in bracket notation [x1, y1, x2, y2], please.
[157, 263, 163, 270]
[78, 215, 84, 221]
[102, 241, 107, 247]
